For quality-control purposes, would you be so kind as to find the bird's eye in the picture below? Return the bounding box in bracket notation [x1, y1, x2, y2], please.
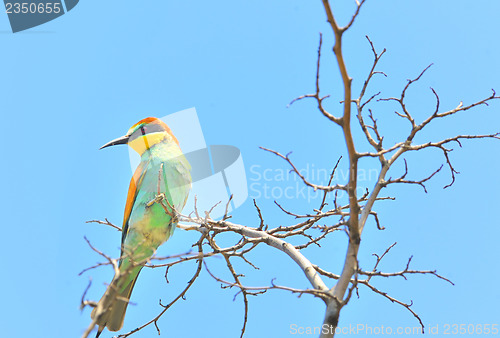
[141, 126, 146, 135]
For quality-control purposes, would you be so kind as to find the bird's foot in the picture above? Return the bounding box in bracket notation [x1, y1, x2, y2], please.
[146, 193, 166, 207]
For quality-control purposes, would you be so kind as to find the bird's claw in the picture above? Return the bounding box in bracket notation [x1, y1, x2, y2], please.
[146, 193, 166, 207]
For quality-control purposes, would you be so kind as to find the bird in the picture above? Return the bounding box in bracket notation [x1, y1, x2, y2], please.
[91, 117, 192, 337]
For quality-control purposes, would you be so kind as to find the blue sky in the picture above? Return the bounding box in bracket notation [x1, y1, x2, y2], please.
[1, 1, 499, 337]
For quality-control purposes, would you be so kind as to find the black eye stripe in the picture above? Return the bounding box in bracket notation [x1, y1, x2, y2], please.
[142, 124, 164, 134]
[129, 123, 166, 141]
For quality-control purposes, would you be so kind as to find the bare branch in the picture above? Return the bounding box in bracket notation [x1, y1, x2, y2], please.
[343, 0, 367, 32]
[204, 261, 332, 300]
[288, 33, 342, 125]
[178, 216, 329, 294]
[362, 242, 454, 285]
[319, 157, 343, 211]
[260, 147, 347, 192]
[80, 278, 96, 311]
[86, 218, 122, 232]
[384, 159, 444, 193]
[359, 281, 425, 332]
[406, 134, 500, 188]
[253, 199, 265, 231]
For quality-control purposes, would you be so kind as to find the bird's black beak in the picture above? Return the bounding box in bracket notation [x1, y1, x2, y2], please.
[100, 135, 130, 150]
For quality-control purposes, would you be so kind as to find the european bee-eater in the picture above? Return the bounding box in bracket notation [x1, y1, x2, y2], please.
[91, 117, 192, 337]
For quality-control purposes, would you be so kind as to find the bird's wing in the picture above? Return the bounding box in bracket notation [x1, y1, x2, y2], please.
[121, 159, 150, 246]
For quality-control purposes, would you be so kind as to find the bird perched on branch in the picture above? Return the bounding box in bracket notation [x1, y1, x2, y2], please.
[91, 117, 192, 337]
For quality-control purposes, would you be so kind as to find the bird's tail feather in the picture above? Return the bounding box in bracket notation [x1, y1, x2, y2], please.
[106, 270, 140, 331]
[91, 265, 142, 335]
